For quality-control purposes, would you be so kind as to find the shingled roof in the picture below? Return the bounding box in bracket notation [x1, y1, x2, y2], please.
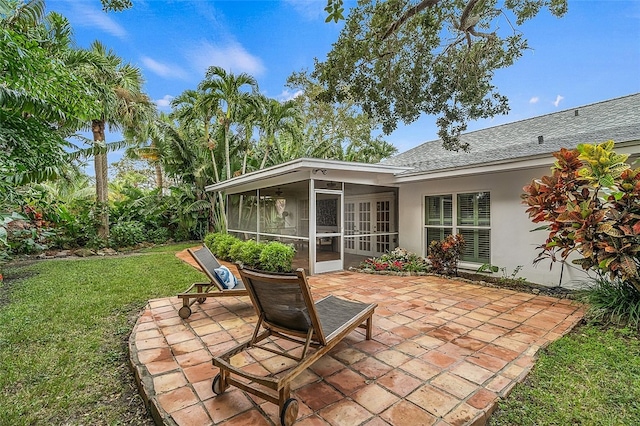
[382, 93, 640, 175]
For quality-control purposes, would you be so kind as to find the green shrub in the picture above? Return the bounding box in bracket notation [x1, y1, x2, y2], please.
[228, 240, 245, 263]
[146, 227, 170, 245]
[238, 239, 264, 268]
[582, 277, 640, 329]
[202, 234, 292, 271]
[428, 234, 465, 276]
[203, 232, 220, 252]
[110, 221, 145, 248]
[258, 242, 295, 272]
[213, 234, 241, 260]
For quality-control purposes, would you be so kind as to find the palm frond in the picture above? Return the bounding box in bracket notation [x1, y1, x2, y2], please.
[0, 86, 66, 122]
[1, 0, 45, 29]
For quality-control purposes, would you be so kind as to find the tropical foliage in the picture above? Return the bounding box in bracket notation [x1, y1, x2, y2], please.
[79, 40, 155, 241]
[582, 276, 640, 329]
[522, 141, 640, 292]
[315, 0, 568, 151]
[287, 71, 397, 162]
[1, 0, 400, 263]
[1, 0, 97, 194]
[428, 233, 466, 275]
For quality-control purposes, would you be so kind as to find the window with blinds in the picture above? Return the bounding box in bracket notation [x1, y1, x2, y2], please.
[424, 192, 490, 264]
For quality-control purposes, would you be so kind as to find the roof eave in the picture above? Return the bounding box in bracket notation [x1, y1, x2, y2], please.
[204, 157, 412, 192]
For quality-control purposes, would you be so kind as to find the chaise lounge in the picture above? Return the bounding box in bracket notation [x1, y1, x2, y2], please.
[176, 245, 247, 319]
[210, 265, 377, 425]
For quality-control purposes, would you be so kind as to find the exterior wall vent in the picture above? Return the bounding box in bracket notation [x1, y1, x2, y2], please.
[538, 135, 544, 144]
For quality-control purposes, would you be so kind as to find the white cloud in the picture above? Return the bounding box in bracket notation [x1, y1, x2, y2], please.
[155, 95, 174, 110]
[285, 0, 324, 20]
[529, 96, 539, 104]
[68, 2, 127, 39]
[141, 56, 189, 80]
[187, 41, 266, 77]
[553, 95, 564, 107]
[277, 89, 304, 101]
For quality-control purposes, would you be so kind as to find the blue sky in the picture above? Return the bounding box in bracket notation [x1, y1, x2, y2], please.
[46, 0, 640, 163]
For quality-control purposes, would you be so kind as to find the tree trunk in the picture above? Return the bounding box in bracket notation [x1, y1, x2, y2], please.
[92, 119, 110, 241]
[154, 163, 163, 194]
[224, 121, 231, 180]
[260, 140, 270, 170]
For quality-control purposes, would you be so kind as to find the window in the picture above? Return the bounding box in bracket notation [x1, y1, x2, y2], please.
[424, 192, 490, 264]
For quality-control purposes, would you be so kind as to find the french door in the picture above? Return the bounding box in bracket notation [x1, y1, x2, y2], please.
[344, 196, 394, 257]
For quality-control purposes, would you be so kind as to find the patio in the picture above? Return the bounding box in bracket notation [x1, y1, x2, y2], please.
[129, 252, 584, 426]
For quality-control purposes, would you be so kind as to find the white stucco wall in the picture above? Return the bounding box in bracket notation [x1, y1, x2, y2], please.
[397, 166, 592, 288]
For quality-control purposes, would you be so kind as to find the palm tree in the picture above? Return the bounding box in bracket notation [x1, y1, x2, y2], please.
[200, 66, 258, 181]
[344, 136, 398, 163]
[80, 41, 155, 240]
[257, 96, 302, 169]
[235, 97, 262, 176]
[286, 70, 397, 163]
[171, 88, 222, 183]
[171, 86, 232, 230]
[124, 112, 173, 194]
[157, 119, 222, 234]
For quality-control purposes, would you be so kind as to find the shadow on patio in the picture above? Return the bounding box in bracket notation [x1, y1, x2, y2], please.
[128, 250, 584, 426]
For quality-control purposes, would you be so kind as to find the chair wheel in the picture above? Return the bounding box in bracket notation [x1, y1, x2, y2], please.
[196, 297, 206, 304]
[280, 398, 299, 426]
[178, 306, 191, 319]
[212, 374, 226, 395]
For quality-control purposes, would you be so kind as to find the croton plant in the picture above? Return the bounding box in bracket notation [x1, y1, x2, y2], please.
[522, 141, 640, 291]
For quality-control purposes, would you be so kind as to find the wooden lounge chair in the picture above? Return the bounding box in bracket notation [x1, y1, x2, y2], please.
[211, 266, 377, 426]
[176, 246, 247, 319]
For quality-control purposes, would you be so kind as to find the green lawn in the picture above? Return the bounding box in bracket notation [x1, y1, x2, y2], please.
[1, 245, 638, 425]
[489, 325, 640, 425]
[0, 245, 203, 425]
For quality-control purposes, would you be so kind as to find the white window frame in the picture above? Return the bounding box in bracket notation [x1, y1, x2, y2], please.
[423, 191, 491, 267]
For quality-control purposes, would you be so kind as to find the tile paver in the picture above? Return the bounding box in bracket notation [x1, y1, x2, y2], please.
[128, 250, 585, 425]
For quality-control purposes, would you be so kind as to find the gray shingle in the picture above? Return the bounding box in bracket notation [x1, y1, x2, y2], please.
[383, 93, 640, 174]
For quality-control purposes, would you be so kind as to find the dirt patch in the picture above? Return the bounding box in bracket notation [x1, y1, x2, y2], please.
[351, 267, 579, 299]
[455, 271, 578, 298]
[0, 264, 38, 309]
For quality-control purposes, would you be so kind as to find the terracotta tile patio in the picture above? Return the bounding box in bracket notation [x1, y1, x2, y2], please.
[128, 250, 585, 426]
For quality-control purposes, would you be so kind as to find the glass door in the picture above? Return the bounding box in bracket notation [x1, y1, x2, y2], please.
[314, 190, 343, 274]
[344, 196, 395, 257]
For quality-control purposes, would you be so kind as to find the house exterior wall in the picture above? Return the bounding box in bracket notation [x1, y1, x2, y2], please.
[398, 166, 591, 288]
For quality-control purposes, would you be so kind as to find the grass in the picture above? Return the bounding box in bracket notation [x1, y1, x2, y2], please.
[136, 241, 200, 253]
[1, 244, 639, 425]
[0, 244, 203, 425]
[489, 325, 640, 425]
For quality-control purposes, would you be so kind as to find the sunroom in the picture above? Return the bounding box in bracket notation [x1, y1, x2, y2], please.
[205, 158, 410, 274]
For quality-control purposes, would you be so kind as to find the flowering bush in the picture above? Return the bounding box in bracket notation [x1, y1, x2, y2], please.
[359, 247, 429, 273]
[428, 234, 466, 276]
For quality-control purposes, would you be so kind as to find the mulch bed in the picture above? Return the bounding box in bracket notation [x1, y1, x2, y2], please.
[350, 267, 579, 299]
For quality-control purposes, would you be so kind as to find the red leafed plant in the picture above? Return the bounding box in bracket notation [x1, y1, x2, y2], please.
[428, 234, 466, 276]
[522, 141, 640, 291]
